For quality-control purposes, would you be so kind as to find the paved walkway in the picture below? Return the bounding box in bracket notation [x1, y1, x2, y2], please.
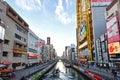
[11, 60, 57, 80]
[81, 65, 120, 80]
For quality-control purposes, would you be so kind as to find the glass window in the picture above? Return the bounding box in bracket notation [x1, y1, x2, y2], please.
[2, 52, 8, 57]
[13, 53, 22, 57]
[4, 39, 9, 45]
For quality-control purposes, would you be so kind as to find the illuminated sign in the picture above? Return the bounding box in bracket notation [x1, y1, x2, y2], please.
[13, 49, 27, 54]
[106, 15, 120, 43]
[91, 0, 112, 6]
[28, 53, 38, 59]
[79, 20, 87, 41]
[40, 41, 43, 47]
[108, 42, 120, 54]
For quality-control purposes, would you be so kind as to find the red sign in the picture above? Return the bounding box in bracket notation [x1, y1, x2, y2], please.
[91, 0, 112, 2]
[28, 53, 38, 59]
[40, 42, 43, 47]
[108, 42, 120, 54]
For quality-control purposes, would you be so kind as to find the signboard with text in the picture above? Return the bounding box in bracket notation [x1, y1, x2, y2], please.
[91, 0, 113, 6]
[108, 42, 120, 54]
[106, 15, 120, 43]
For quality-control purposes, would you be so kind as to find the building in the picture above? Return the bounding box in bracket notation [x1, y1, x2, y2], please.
[106, 0, 120, 68]
[0, 1, 29, 70]
[91, 0, 112, 66]
[76, 0, 94, 63]
[27, 29, 43, 67]
[65, 46, 71, 61]
[0, 0, 6, 64]
[96, 33, 109, 68]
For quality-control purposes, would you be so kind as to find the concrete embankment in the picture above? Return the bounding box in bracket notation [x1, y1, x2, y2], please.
[31, 60, 58, 80]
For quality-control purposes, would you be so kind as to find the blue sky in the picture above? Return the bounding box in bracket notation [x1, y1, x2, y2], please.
[5, 0, 76, 56]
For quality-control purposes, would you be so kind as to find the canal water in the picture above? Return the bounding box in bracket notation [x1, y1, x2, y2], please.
[41, 60, 89, 80]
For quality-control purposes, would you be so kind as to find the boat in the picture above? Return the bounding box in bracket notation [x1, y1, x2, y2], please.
[52, 68, 60, 77]
[65, 63, 71, 67]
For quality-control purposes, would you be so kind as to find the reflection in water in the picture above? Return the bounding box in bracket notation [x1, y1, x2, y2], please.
[42, 60, 86, 80]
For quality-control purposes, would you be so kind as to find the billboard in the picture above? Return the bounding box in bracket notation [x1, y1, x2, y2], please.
[91, 0, 113, 6]
[106, 15, 120, 43]
[79, 20, 87, 41]
[28, 53, 38, 59]
[108, 42, 120, 54]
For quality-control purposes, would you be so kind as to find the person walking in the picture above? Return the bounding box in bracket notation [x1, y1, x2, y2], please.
[112, 69, 118, 80]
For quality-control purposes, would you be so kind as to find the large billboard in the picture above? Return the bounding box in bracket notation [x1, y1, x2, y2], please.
[108, 42, 120, 54]
[79, 20, 87, 42]
[106, 15, 120, 43]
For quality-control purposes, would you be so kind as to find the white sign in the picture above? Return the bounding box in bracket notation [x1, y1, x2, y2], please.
[0, 26, 5, 40]
[91, 0, 112, 6]
[106, 15, 119, 39]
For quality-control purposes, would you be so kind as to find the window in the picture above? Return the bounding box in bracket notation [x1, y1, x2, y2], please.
[13, 53, 22, 57]
[16, 25, 27, 35]
[15, 33, 27, 42]
[4, 39, 9, 45]
[29, 48, 37, 53]
[15, 33, 21, 40]
[2, 52, 8, 57]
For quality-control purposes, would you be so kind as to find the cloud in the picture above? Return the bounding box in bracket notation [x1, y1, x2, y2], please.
[15, 0, 42, 10]
[55, 0, 74, 24]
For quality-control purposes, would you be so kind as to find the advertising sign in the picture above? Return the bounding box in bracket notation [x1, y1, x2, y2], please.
[28, 53, 38, 59]
[91, 0, 113, 6]
[0, 26, 5, 40]
[79, 20, 87, 41]
[108, 42, 120, 54]
[106, 15, 120, 43]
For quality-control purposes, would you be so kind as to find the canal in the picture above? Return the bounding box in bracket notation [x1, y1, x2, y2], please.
[41, 60, 89, 80]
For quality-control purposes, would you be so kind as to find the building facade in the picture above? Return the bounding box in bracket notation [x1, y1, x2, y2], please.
[76, 0, 94, 63]
[0, 1, 29, 70]
[27, 29, 42, 67]
[0, 0, 6, 65]
[91, 0, 112, 66]
[106, 0, 120, 68]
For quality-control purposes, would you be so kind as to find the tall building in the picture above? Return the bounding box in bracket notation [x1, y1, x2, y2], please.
[0, 1, 29, 70]
[76, 0, 94, 63]
[106, 0, 120, 68]
[91, 0, 112, 67]
[47, 37, 50, 45]
[27, 29, 42, 67]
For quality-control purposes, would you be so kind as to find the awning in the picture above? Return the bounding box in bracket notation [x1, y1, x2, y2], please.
[0, 64, 6, 68]
[0, 69, 10, 73]
[0, 61, 11, 65]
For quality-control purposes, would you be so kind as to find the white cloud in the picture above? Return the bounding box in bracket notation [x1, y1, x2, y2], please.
[55, 0, 74, 24]
[15, 0, 42, 10]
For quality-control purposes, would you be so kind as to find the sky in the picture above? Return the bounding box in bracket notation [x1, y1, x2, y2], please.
[4, 0, 76, 56]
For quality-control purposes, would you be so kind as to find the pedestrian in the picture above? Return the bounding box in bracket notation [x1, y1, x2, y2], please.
[112, 69, 117, 79]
